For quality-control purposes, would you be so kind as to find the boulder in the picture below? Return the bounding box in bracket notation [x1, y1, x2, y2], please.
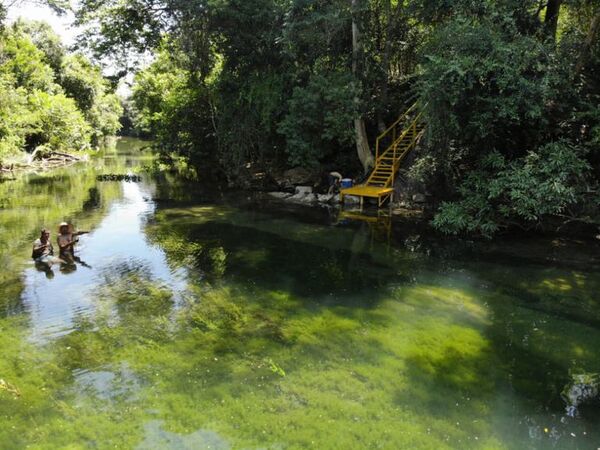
[268, 192, 293, 199]
[317, 194, 334, 203]
[294, 185, 313, 195]
[288, 191, 317, 203]
[412, 193, 427, 203]
[283, 167, 314, 186]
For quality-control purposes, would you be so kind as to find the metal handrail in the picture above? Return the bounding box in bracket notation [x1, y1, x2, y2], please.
[376, 111, 423, 164]
[368, 111, 425, 189]
[375, 102, 418, 161]
[391, 118, 424, 189]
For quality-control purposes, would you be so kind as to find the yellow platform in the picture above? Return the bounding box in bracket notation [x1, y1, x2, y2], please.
[339, 103, 425, 208]
[340, 186, 394, 207]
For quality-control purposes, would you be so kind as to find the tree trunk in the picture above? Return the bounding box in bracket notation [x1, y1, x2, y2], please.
[376, 0, 393, 134]
[354, 118, 373, 173]
[575, 11, 600, 75]
[352, 0, 374, 174]
[545, 0, 563, 41]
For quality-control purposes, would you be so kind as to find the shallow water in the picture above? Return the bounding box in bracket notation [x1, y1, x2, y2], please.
[1, 139, 599, 449]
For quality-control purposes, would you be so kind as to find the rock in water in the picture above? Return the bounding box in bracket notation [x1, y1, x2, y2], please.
[317, 194, 334, 203]
[561, 371, 600, 417]
[294, 186, 313, 195]
[268, 192, 293, 199]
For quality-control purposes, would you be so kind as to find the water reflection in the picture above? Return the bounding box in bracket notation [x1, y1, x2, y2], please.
[337, 209, 393, 248]
[21, 179, 187, 342]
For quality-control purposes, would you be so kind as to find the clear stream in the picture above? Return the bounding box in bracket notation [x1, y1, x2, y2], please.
[0, 139, 599, 449]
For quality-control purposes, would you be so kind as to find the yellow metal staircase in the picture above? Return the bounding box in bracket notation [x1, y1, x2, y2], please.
[341, 104, 425, 207]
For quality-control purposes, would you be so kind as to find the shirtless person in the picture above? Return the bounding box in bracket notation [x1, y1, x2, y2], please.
[32, 228, 54, 260]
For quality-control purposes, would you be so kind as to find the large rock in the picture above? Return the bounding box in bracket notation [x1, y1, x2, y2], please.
[295, 186, 313, 195]
[282, 167, 314, 186]
[317, 194, 334, 203]
[268, 192, 293, 199]
[412, 193, 427, 203]
[288, 192, 317, 203]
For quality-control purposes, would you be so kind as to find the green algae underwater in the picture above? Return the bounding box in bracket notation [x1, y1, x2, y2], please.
[1, 139, 600, 449]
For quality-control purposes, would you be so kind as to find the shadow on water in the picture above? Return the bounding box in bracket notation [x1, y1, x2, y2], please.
[138, 199, 600, 446]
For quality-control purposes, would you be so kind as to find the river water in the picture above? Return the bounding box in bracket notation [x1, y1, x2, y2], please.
[0, 139, 599, 449]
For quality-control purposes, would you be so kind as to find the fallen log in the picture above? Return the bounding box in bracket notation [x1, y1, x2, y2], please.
[49, 151, 81, 161]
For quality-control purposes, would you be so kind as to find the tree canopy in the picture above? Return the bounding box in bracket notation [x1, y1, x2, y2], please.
[0, 13, 123, 160]
[5, 0, 600, 235]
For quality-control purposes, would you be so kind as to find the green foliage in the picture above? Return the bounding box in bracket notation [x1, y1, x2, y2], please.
[0, 29, 56, 92]
[132, 45, 213, 163]
[278, 71, 357, 168]
[0, 73, 28, 158]
[76, 0, 600, 235]
[11, 19, 65, 73]
[0, 21, 122, 158]
[433, 142, 594, 236]
[60, 54, 123, 143]
[26, 90, 91, 151]
[419, 16, 557, 159]
[60, 54, 105, 112]
[419, 2, 600, 235]
[87, 91, 123, 140]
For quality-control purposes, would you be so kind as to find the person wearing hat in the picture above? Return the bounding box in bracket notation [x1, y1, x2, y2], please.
[57, 222, 89, 259]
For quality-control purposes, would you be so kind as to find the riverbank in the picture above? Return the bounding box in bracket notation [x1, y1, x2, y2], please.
[0, 151, 88, 175]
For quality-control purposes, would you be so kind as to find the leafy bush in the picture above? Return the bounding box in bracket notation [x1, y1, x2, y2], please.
[278, 71, 358, 168]
[419, 16, 558, 160]
[26, 91, 91, 151]
[433, 142, 594, 236]
[0, 74, 29, 158]
[0, 30, 56, 92]
[0, 22, 121, 157]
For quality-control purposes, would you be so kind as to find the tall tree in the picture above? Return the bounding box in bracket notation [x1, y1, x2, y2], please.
[352, 0, 374, 174]
[545, 0, 563, 40]
[575, 6, 600, 73]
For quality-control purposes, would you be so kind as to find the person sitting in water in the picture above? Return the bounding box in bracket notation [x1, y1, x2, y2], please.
[57, 222, 89, 258]
[327, 171, 343, 195]
[32, 228, 54, 260]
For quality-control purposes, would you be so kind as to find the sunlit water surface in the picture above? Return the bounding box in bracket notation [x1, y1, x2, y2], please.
[0, 139, 599, 449]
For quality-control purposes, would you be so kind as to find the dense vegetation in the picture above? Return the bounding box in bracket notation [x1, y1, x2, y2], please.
[0, 10, 122, 163]
[5, 0, 600, 236]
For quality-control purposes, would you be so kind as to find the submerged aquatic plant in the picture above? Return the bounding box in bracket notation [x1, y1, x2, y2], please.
[265, 358, 286, 377]
[0, 379, 20, 397]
